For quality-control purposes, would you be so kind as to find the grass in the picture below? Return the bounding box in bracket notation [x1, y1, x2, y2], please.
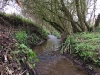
[74, 34, 100, 67]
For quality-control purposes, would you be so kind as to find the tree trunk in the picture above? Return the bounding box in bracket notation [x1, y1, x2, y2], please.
[75, 0, 85, 31]
[94, 14, 100, 28]
[60, 0, 81, 33]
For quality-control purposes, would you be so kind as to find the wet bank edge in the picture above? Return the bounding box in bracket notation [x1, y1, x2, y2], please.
[63, 53, 100, 75]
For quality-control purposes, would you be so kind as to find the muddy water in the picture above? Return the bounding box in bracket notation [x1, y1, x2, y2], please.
[33, 35, 88, 75]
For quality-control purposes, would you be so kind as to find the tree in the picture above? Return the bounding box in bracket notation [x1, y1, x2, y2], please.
[20, 0, 99, 40]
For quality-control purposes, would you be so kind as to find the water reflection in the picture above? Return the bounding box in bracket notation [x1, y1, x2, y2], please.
[47, 35, 61, 51]
[34, 35, 61, 55]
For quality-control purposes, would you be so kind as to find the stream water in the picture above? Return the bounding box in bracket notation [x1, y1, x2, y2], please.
[33, 35, 88, 75]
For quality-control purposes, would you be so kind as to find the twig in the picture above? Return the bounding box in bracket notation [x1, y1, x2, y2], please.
[26, 62, 36, 75]
[19, 70, 27, 75]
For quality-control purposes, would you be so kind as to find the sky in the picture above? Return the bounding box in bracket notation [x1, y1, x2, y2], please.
[1, 0, 22, 15]
[88, 0, 100, 15]
[86, 0, 100, 21]
[95, 0, 100, 15]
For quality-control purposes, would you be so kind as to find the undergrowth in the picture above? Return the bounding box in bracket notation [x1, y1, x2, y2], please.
[14, 30, 41, 46]
[13, 43, 39, 68]
[15, 31, 28, 44]
[61, 32, 100, 67]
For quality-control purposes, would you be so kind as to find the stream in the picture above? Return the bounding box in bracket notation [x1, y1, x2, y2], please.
[33, 35, 88, 75]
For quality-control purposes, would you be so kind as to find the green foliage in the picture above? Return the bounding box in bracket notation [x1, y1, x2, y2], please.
[62, 32, 100, 67]
[15, 30, 41, 46]
[95, 26, 100, 32]
[60, 36, 76, 54]
[74, 32, 100, 66]
[14, 43, 39, 68]
[75, 43, 95, 61]
[15, 31, 27, 44]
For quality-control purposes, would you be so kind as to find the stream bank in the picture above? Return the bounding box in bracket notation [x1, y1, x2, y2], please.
[0, 13, 48, 75]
